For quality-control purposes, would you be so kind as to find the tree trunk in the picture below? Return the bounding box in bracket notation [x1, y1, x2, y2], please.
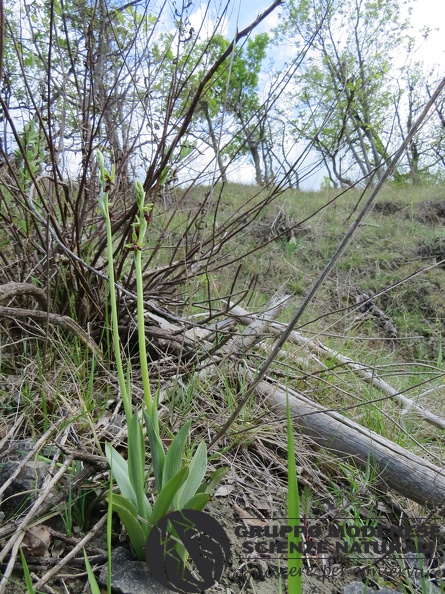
[250, 141, 264, 186]
[202, 102, 227, 182]
[238, 108, 264, 185]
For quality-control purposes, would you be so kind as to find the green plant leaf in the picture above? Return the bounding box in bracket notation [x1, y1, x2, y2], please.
[162, 421, 190, 488]
[197, 467, 229, 495]
[83, 549, 102, 594]
[177, 440, 207, 508]
[20, 548, 35, 594]
[179, 142, 195, 161]
[286, 391, 302, 594]
[107, 493, 148, 561]
[144, 409, 165, 493]
[182, 492, 211, 511]
[105, 443, 137, 509]
[150, 466, 189, 528]
[127, 413, 151, 521]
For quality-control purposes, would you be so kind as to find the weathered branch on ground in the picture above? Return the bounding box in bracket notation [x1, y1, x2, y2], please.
[184, 299, 445, 510]
[227, 304, 445, 430]
[0, 282, 48, 310]
[0, 306, 101, 358]
[195, 294, 289, 382]
[224, 294, 290, 355]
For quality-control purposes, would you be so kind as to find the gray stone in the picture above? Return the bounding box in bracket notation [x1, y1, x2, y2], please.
[0, 439, 36, 459]
[99, 547, 174, 594]
[343, 582, 404, 594]
[343, 582, 367, 594]
[0, 459, 47, 514]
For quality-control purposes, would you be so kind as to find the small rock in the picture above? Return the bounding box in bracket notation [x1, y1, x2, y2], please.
[0, 459, 47, 514]
[99, 547, 173, 594]
[343, 583, 366, 594]
[343, 582, 404, 594]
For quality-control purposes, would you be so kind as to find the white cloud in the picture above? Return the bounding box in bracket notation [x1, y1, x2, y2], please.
[189, 3, 229, 40]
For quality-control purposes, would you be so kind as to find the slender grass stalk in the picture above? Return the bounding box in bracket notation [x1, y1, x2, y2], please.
[107, 471, 113, 594]
[83, 549, 102, 594]
[286, 390, 303, 594]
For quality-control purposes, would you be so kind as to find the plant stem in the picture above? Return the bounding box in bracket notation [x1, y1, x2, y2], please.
[134, 247, 153, 417]
[103, 193, 131, 423]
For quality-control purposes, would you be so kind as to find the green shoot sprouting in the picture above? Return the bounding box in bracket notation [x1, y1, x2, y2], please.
[286, 390, 303, 594]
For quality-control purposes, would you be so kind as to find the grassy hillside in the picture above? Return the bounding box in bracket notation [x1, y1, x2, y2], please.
[209, 183, 445, 358]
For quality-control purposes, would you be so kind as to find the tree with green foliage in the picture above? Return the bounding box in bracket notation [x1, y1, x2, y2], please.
[280, 0, 411, 186]
[152, 30, 270, 184]
[216, 32, 271, 185]
[392, 58, 445, 185]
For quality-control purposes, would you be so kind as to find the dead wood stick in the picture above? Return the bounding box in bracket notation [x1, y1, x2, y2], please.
[0, 306, 101, 358]
[0, 455, 75, 594]
[224, 294, 290, 355]
[228, 304, 445, 430]
[256, 378, 445, 512]
[0, 282, 48, 310]
[197, 294, 289, 381]
[33, 514, 108, 590]
[279, 331, 445, 429]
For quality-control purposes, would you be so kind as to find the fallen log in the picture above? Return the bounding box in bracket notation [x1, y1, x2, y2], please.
[256, 378, 445, 512]
[161, 298, 445, 511]
[213, 301, 445, 511]
[227, 303, 445, 430]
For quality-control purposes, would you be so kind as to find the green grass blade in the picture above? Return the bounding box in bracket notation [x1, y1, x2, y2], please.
[286, 391, 303, 594]
[83, 549, 102, 594]
[20, 548, 35, 594]
[107, 470, 113, 594]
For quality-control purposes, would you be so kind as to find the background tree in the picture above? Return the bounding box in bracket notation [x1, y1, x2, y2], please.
[393, 58, 445, 184]
[152, 31, 271, 185]
[280, 0, 411, 186]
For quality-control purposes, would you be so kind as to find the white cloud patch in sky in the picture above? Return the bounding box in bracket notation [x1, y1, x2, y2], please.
[189, 3, 229, 40]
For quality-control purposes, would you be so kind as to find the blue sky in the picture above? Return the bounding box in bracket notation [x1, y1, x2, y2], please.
[188, 0, 445, 65]
[185, 0, 445, 188]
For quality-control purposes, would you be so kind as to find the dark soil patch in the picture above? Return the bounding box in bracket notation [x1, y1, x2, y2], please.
[416, 238, 445, 269]
[372, 201, 404, 215]
[415, 200, 445, 223]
